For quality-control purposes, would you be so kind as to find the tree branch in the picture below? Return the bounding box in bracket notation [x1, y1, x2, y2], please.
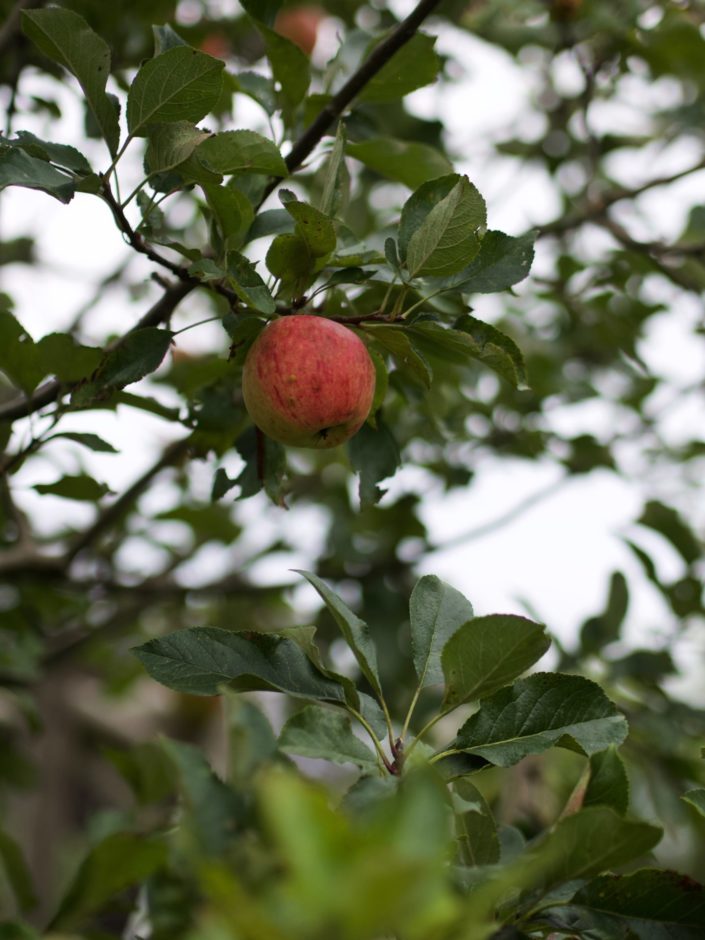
[261, 0, 446, 202]
[0, 278, 194, 423]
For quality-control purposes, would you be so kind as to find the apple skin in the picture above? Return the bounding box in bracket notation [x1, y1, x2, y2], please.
[242, 315, 376, 448]
[274, 5, 324, 55]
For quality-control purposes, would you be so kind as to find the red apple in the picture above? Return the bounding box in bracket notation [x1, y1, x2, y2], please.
[274, 5, 324, 56]
[242, 315, 376, 448]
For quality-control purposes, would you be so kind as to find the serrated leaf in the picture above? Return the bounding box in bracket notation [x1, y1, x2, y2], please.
[0, 147, 75, 203]
[127, 47, 225, 136]
[410, 575, 474, 690]
[295, 570, 383, 700]
[22, 8, 120, 156]
[447, 229, 536, 293]
[50, 832, 167, 929]
[196, 130, 287, 176]
[0, 828, 36, 912]
[161, 738, 245, 856]
[584, 747, 630, 816]
[96, 328, 173, 389]
[348, 417, 402, 508]
[285, 200, 336, 258]
[359, 32, 440, 103]
[33, 474, 112, 502]
[348, 138, 452, 189]
[364, 324, 432, 388]
[405, 177, 486, 278]
[12, 131, 92, 174]
[145, 121, 211, 174]
[133, 627, 348, 704]
[279, 705, 378, 771]
[682, 788, 705, 817]
[441, 614, 550, 710]
[399, 175, 484, 266]
[227, 252, 276, 313]
[567, 869, 705, 939]
[453, 673, 628, 767]
[202, 183, 254, 250]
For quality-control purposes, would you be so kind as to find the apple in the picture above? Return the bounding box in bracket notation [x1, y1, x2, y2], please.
[274, 5, 324, 56]
[242, 315, 376, 448]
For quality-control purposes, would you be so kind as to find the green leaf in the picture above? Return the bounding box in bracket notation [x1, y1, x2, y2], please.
[34, 332, 101, 381]
[638, 499, 701, 565]
[318, 123, 348, 216]
[404, 176, 486, 278]
[152, 23, 189, 54]
[260, 26, 311, 113]
[453, 673, 628, 767]
[441, 614, 550, 710]
[0, 147, 75, 203]
[583, 746, 630, 816]
[580, 571, 629, 655]
[682, 788, 705, 817]
[409, 576, 474, 691]
[266, 232, 313, 282]
[22, 8, 120, 156]
[224, 693, 279, 785]
[235, 71, 277, 113]
[127, 46, 225, 137]
[279, 705, 378, 771]
[196, 130, 287, 176]
[50, 832, 167, 929]
[227, 252, 276, 313]
[161, 738, 245, 857]
[248, 208, 294, 241]
[145, 122, 211, 174]
[95, 328, 173, 389]
[134, 627, 348, 703]
[448, 229, 536, 293]
[202, 183, 254, 250]
[359, 33, 440, 103]
[285, 200, 336, 258]
[0, 827, 36, 912]
[0, 310, 43, 392]
[364, 324, 432, 388]
[348, 138, 452, 189]
[453, 780, 500, 867]
[295, 570, 383, 700]
[348, 417, 402, 508]
[240, 0, 283, 26]
[48, 432, 117, 453]
[568, 869, 705, 939]
[33, 474, 112, 502]
[11, 131, 92, 174]
[232, 426, 287, 506]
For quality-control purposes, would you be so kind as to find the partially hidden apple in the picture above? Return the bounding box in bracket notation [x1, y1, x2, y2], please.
[242, 314, 376, 448]
[274, 5, 324, 56]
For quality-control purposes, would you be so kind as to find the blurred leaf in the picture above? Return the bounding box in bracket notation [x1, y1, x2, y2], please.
[127, 47, 225, 136]
[348, 138, 452, 189]
[35, 332, 101, 381]
[453, 673, 628, 766]
[225, 693, 279, 785]
[0, 828, 36, 912]
[260, 26, 310, 113]
[409, 575, 474, 690]
[359, 33, 440, 103]
[134, 627, 349, 703]
[33, 474, 112, 501]
[279, 704, 378, 771]
[441, 614, 550, 709]
[232, 426, 287, 504]
[152, 23, 188, 54]
[348, 416, 402, 507]
[296, 570, 383, 699]
[240, 0, 283, 27]
[638, 500, 701, 566]
[196, 130, 287, 176]
[161, 738, 246, 856]
[22, 8, 119, 155]
[48, 431, 117, 453]
[580, 571, 629, 655]
[401, 175, 486, 278]
[50, 832, 167, 929]
[104, 742, 174, 806]
[583, 747, 629, 816]
[0, 310, 43, 392]
[682, 788, 705, 818]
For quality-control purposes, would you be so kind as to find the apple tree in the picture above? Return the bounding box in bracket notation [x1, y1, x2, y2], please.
[1, 0, 704, 935]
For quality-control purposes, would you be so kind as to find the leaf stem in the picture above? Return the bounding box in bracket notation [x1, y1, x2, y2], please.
[171, 316, 221, 337]
[347, 706, 394, 775]
[404, 708, 452, 760]
[400, 683, 423, 742]
[428, 747, 460, 765]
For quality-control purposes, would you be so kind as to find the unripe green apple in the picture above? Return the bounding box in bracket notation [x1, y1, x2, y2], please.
[242, 315, 376, 448]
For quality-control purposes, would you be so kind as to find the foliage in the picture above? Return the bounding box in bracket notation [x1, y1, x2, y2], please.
[1, 0, 704, 936]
